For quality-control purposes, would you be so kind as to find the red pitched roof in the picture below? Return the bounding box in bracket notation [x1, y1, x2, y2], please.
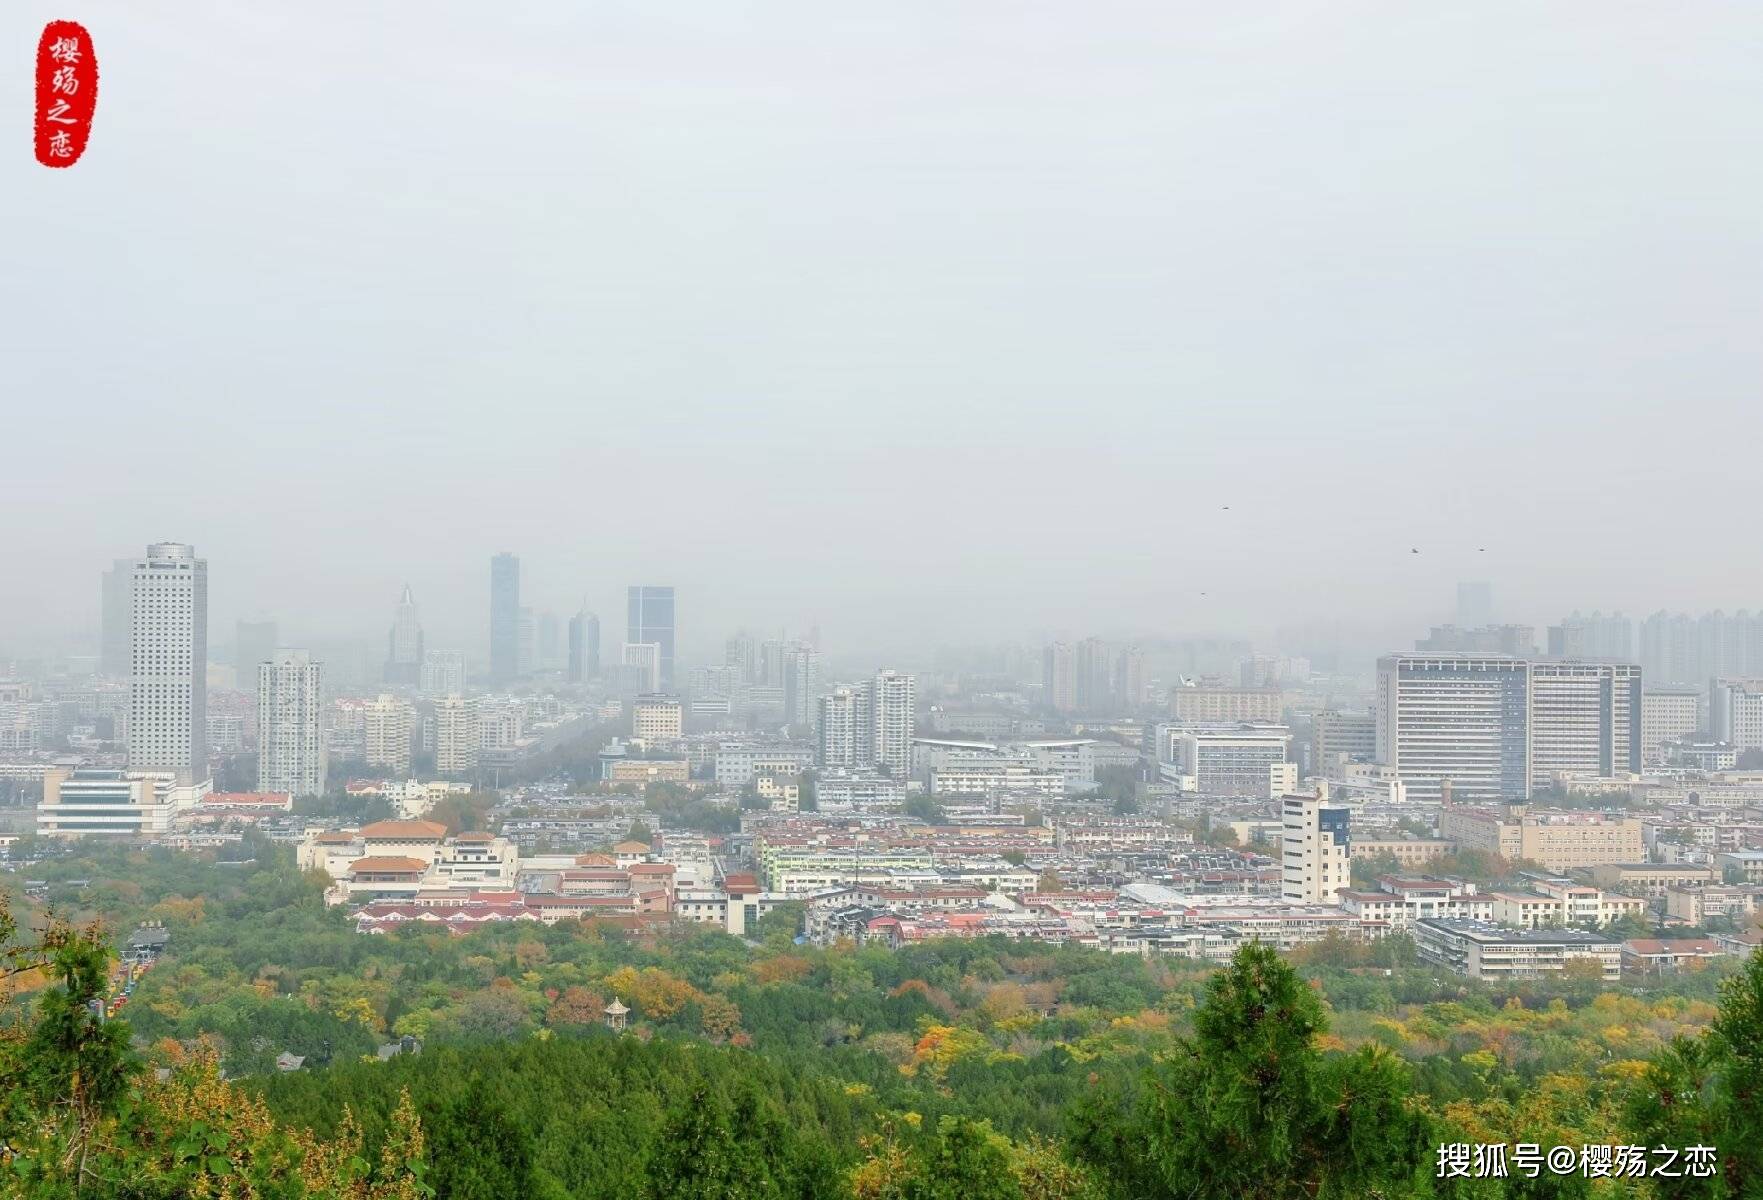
[359, 820, 447, 840]
[348, 856, 430, 875]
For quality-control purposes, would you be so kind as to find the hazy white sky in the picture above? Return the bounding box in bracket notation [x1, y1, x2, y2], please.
[4, 1, 1761, 664]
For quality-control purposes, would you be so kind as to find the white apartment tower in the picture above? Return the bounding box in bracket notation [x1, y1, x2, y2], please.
[434, 694, 480, 776]
[128, 542, 209, 786]
[362, 694, 415, 775]
[1282, 791, 1352, 905]
[817, 686, 873, 769]
[871, 670, 917, 779]
[257, 650, 326, 796]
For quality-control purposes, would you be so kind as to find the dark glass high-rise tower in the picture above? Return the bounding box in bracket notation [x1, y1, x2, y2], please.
[490, 553, 520, 684]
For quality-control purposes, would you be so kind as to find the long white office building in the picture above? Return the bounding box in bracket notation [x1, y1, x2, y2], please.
[258, 650, 327, 796]
[1376, 654, 1642, 804]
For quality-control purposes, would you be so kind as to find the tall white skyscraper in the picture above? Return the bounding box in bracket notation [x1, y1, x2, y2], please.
[1529, 661, 1641, 785]
[434, 694, 480, 776]
[258, 650, 326, 796]
[128, 542, 209, 785]
[623, 642, 662, 692]
[385, 585, 423, 685]
[870, 670, 917, 779]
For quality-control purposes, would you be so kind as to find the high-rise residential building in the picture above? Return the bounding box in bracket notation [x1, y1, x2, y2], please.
[1528, 661, 1641, 786]
[234, 620, 278, 696]
[567, 608, 600, 682]
[1546, 612, 1634, 661]
[1641, 687, 1701, 764]
[623, 642, 662, 693]
[128, 542, 209, 785]
[516, 607, 537, 677]
[1074, 637, 1111, 713]
[489, 553, 520, 683]
[782, 643, 820, 728]
[385, 585, 423, 686]
[420, 650, 466, 695]
[257, 650, 325, 796]
[632, 694, 684, 740]
[1311, 710, 1376, 770]
[362, 694, 415, 775]
[1456, 581, 1494, 628]
[760, 639, 786, 686]
[1113, 646, 1146, 708]
[1376, 654, 1531, 804]
[726, 634, 758, 683]
[870, 670, 917, 779]
[1712, 680, 1763, 753]
[817, 686, 873, 769]
[100, 558, 131, 677]
[1282, 791, 1352, 905]
[434, 694, 479, 776]
[627, 586, 676, 688]
[1043, 642, 1075, 713]
[1641, 610, 1763, 688]
[1416, 624, 1536, 656]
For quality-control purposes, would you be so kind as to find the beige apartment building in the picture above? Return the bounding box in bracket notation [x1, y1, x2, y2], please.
[1441, 804, 1643, 872]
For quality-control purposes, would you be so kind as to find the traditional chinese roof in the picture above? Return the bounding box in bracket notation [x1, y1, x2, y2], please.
[604, 997, 629, 1015]
[575, 853, 617, 867]
[347, 856, 430, 875]
[612, 841, 652, 853]
[359, 820, 447, 840]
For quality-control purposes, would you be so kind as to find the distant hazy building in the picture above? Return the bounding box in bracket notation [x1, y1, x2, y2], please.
[362, 694, 415, 775]
[1170, 684, 1282, 724]
[385, 585, 423, 686]
[1547, 612, 1633, 661]
[489, 553, 520, 683]
[128, 542, 209, 785]
[258, 650, 325, 796]
[1159, 725, 1291, 797]
[1456, 581, 1494, 628]
[1641, 610, 1763, 687]
[1641, 687, 1702, 765]
[100, 558, 131, 677]
[234, 620, 278, 698]
[567, 608, 600, 682]
[781, 643, 820, 728]
[627, 586, 676, 688]
[1075, 637, 1111, 713]
[1416, 624, 1536, 657]
[1043, 642, 1075, 713]
[1376, 654, 1531, 804]
[622, 642, 662, 693]
[516, 607, 537, 677]
[1114, 646, 1146, 707]
[1282, 792, 1352, 905]
[434, 694, 479, 776]
[420, 651, 466, 696]
[538, 611, 562, 672]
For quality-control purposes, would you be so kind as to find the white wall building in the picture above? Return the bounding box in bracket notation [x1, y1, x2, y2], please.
[362, 694, 415, 775]
[258, 650, 326, 796]
[1282, 792, 1352, 905]
[434, 694, 479, 776]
